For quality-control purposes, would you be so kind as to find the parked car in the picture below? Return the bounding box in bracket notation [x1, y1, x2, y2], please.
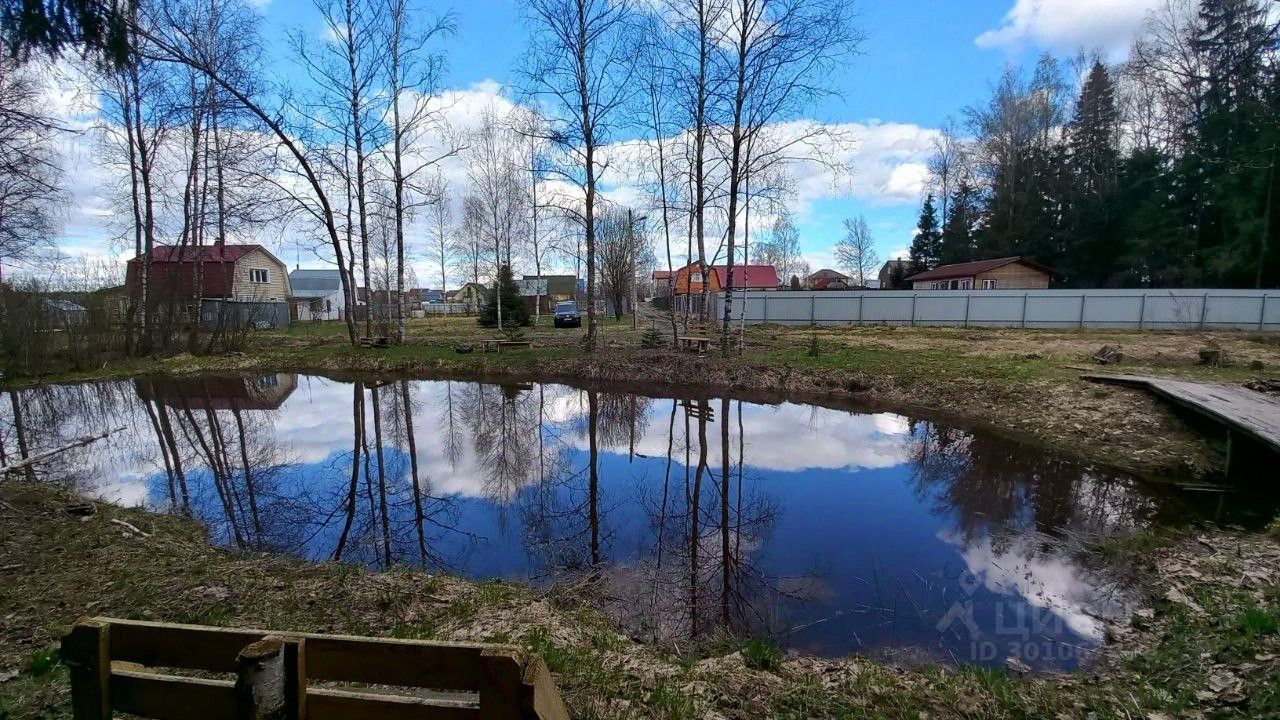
[553, 301, 581, 328]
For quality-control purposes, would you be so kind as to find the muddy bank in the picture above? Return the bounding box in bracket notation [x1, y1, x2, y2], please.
[3, 480, 1278, 719]
[119, 343, 1221, 481]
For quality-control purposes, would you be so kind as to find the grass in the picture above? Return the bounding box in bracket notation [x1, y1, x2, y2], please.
[741, 637, 783, 671]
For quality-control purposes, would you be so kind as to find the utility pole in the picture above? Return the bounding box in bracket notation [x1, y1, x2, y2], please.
[629, 208, 639, 331]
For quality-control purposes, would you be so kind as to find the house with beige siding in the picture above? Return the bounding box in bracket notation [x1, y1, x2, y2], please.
[125, 241, 292, 327]
[905, 256, 1053, 290]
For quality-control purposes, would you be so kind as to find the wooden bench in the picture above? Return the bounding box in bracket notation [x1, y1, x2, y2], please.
[358, 336, 390, 349]
[480, 339, 533, 354]
[61, 616, 569, 720]
[676, 335, 712, 353]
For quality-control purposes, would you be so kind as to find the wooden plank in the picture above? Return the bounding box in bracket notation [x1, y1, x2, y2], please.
[111, 670, 238, 720]
[100, 618, 499, 692]
[477, 648, 523, 720]
[62, 619, 111, 720]
[307, 688, 477, 720]
[1081, 374, 1280, 451]
[519, 656, 571, 720]
[285, 637, 308, 720]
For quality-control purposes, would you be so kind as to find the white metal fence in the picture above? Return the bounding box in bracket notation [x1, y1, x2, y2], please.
[422, 303, 474, 315]
[713, 288, 1280, 331]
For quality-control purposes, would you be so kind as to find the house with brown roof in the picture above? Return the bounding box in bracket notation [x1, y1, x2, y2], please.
[671, 262, 782, 295]
[905, 256, 1053, 290]
[804, 269, 852, 290]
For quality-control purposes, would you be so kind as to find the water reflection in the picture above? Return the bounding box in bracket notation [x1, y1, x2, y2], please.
[0, 374, 1223, 670]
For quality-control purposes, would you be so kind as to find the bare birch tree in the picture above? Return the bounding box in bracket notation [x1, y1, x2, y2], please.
[520, 0, 636, 350]
[835, 215, 878, 287]
[714, 0, 860, 351]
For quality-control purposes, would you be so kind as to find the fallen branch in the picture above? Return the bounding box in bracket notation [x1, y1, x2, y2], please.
[110, 518, 152, 538]
[0, 427, 126, 475]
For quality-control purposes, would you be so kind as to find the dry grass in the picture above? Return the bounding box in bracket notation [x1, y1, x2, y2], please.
[13, 316, 1280, 479]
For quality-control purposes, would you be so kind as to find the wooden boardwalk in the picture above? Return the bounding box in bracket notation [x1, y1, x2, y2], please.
[1082, 373, 1280, 475]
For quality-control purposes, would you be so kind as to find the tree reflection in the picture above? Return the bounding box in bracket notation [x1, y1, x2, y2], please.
[906, 421, 1162, 551]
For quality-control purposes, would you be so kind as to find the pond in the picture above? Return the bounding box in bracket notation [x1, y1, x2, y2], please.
[0, 373, 1230, 671]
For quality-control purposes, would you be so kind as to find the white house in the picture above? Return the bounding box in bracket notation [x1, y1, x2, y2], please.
[289, 268, 346, 321]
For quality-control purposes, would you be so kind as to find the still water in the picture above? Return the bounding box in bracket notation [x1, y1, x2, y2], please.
[2, 373, 1211, 670]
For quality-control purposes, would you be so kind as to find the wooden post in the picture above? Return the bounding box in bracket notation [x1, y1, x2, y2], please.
[909, 293, 917, 327]
[1200, 292, 1209, 330]
[1258, 294, 1267, 331]
[479, 648, 524, 720]
[809, 295, 815, 325]
[62, 619, 111, 720]
[519, 655, 572, 720]
[1078, 294, 1087, 329]
[283, 637, 307, 720]
[1137, 293, 1147, 330]
[236, 636, 289, 719]
[857, 294, 864, 325]
[1021, 292, 1029, 328]
[962, 293, 970, 328]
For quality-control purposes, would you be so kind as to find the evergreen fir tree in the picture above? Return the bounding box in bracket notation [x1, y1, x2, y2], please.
[909, 194, 942, 271]
[479, 264, 531, 329]
[940, 181, 981, 265]
[1063, 61, 1123, 287]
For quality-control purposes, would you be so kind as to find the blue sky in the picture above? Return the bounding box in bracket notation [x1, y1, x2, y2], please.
[48, 0, 1165, 283]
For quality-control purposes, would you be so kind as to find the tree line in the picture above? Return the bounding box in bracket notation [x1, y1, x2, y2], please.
[2, 0, 864, 357]
[907, 0, 1279, 290]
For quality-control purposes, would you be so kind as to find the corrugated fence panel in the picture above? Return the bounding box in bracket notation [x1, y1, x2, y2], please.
[713, 289, 1280, 331]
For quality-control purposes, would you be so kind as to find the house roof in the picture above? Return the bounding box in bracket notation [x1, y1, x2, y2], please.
[652, 270, 674, 280]
[289, 269, 343, 298]
[709, 265, 781, 289]
[806, 268, 849, 281]
[879, 259, 910, 271]
[143, 244, 263, 263]
[905, 256, 1054, 282]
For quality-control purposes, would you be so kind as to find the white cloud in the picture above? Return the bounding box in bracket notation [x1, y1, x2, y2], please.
[976, 0, 1163, 55]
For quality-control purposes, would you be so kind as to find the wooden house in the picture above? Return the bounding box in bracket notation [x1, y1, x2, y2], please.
[905, 256, 1054, 290]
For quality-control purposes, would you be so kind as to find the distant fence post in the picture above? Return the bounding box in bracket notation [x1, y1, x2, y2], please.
[963, 293, 971, 328]
[1200, 292, 1209, 329]
[809, 295, 816, 325]
[1078, 294, 1087, 329]
[1138, 293, 1147, 330]
[762, 293, 768, 324]
[910, 294, 917, 327]
[1261, 295, 1269, 331]
[857, 294, 864, 324]
[1021, 293, 1029, 328]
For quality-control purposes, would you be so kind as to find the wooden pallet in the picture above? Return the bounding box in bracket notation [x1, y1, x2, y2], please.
[61, 616, 569, 720]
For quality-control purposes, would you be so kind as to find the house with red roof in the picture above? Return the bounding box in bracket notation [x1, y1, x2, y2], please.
[125, 241, 293, 327]
[126, 242, 292, 302]
[670, 262, 782, 296]
[905, 256, 1053, 290]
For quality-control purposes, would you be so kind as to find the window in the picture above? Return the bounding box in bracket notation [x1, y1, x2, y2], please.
[982, 279, 997, 290]
[690, 272, 703, 283]
[931, 281, 944, 290]
[958, 279, 972, 290]
[249, 267, 270, 284]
